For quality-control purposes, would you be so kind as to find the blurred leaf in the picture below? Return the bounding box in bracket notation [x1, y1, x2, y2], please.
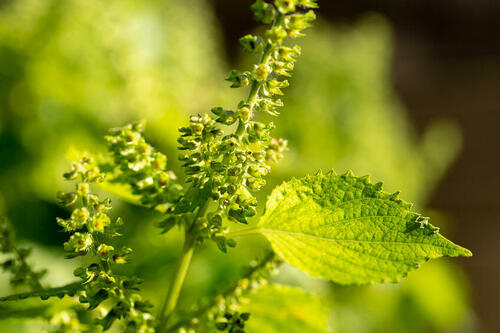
[272, 16, 461, 205]
[241, 284, 329, 333]
[329, 260, 473, 333]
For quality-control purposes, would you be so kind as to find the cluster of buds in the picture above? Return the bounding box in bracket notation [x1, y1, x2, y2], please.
[0, 217, 45, 290]
[57, 156, 120, 258]
[179, 252, 281, 332]
[171, 0, 317, 252]
[56, 156, 155, 331]
[247, 0, 317, 116]
[192, 213, 237, 253]
[106, 121, 183, 211]
[177, 114, 222, 187]
[215, 312, 250, 333]
[176, 114, 261, 226]
[76, 272, 154, 332]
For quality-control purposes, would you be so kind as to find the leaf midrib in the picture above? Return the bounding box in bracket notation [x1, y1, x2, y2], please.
[258, 228, 457, 250]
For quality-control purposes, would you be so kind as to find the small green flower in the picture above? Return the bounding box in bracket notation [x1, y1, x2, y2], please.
[276, 0, 296, 14]
[71, 208, 90, 228]
[253, 64, 271, 82]
[239, 35, 263, 54]
[64, 232, 92, 253]
[77, 183, 90, 196]
[251, 0, 276, 24]
[97, 244, 114, 257]
[89, 212, 111, 233]
[265, 26, 288, 45]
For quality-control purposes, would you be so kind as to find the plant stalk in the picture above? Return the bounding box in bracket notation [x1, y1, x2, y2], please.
[0, 282, 81, 302]
[157, 235, 195, 331]
[167, 251, 279, 331]
[157, 200, 209, 331]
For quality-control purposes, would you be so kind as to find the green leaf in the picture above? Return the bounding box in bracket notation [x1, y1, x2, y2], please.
[241, 284, 329, 333]
[257, 170, 471, 284]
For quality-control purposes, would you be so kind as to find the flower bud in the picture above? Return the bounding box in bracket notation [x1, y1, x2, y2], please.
[238, 106, 251, 122]
[228, 167, 242, 177]
[57, 191, 78, 206]
[252, 64, 271, 82]
[113, 247, 131, 264]
[276, 0, 296, 14]
[247, 165, 261, 177]
[226, 70, 251, 88]
[239, 34, 263, 54]
[77, 183, 90, 196]
[97, 244, 114, 257]
[250, 0, 276, 24]
[153, 153, 167, 170]
[191, 123, 204, 135]
[64, 232, 92, 253]
[71, 208, 90, 228]
[216, 110, 237, 126]
[89, 212, 111, 233]
[265, 26, 287, 45]
[246, 177, 265, 191]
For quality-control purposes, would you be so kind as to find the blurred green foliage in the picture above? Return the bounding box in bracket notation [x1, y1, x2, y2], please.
[0, 0, 473, 331]
[270, 17, 461, 205]
[0, 0, 228, 237]
[242, 284, 329, 333]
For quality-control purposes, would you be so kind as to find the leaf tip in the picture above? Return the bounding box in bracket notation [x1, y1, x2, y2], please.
[457, 246, 473, 257]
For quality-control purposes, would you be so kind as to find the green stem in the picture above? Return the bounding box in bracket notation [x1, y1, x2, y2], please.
[0, 282, 81, 302]
[157, 235, 195, 331]
[245, 13, 283, 114]
[157, 200, 209, 331]
[235, 118, 246, 137]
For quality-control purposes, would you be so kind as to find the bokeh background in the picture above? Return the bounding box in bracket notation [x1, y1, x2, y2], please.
[0, 0, 498, 332]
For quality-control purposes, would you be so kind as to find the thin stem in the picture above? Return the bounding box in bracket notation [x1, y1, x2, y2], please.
[188, 199, 210, 232]
[235, 118, 246, 137]
[157, 199, 209, 331]
[245, 14, 282, 111]
[157, 235, 195, 331]
[246, 79, 262, 108]
[225, 227, 263, 239]
[0, 282, 81, 302]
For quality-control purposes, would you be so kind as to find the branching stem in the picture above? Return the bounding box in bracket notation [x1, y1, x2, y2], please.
[157, 199, 209, 332]
[0, 282, 81, 302]
[157, 235, 195, 331]
[157, 11, 287, 332]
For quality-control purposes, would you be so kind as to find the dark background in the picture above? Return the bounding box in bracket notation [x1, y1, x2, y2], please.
[211, 1, 500, 332]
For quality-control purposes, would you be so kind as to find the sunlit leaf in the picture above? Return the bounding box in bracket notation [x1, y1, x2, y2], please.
[258, 170, 471, 284]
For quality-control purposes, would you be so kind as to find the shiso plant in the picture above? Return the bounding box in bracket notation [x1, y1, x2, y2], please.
[0, 1, 471, 332]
